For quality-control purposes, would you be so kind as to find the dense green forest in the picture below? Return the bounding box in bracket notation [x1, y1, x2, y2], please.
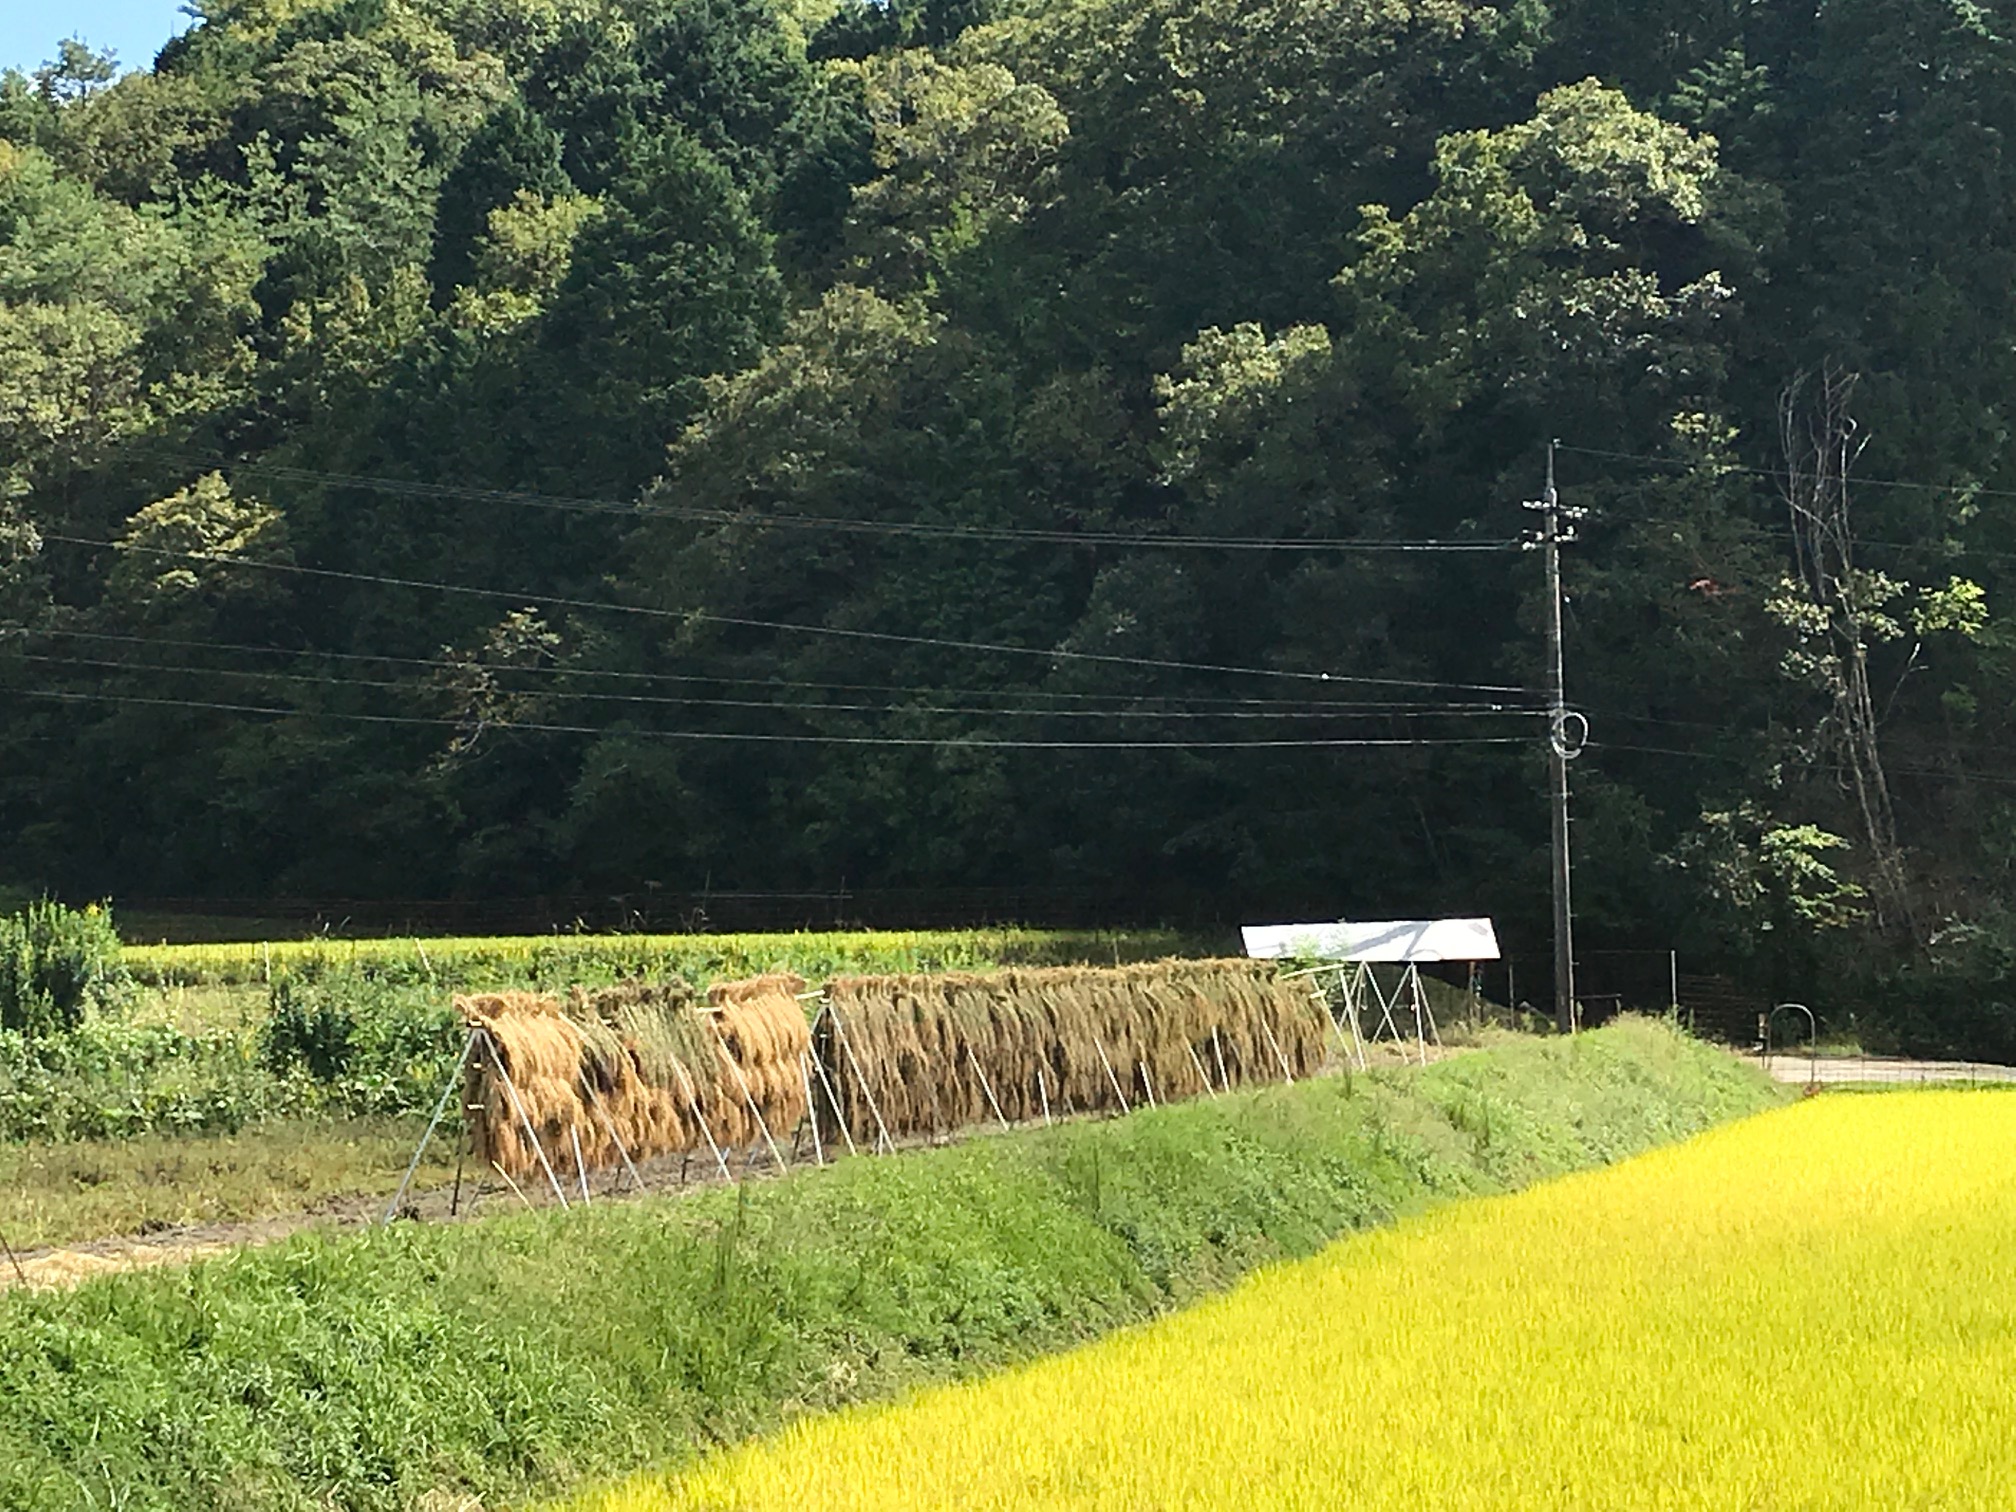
[1, 0, 2012, 1037]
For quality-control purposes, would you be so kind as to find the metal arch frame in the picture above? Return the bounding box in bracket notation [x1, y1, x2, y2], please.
[1765, 1002, 1819, 1091]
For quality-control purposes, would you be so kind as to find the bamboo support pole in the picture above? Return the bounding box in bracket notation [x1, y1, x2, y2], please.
[672, 1060, 735, 1183]
[570, 1126, 592, 1204]
[1188, 1044, 1218, 1099]
[1095, 1037, 1131, 1114]
[800, 1055, 826, 1167]
[809, 1044, 859, 1157]
[482, 1031, 570, 1209]
[490, 1160, 534, 1211]
[382, 1030, 477, 1225]
[968, 1046, 1012, 1133]
[711, 1022, 789, 1175]
[576, 1072, 647, 1193]
[829, 1000, 894, 1154]
[1261, 1017, 1296, 1085]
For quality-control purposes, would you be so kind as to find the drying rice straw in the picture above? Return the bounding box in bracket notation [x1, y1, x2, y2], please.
[1261, 1018, 1296, 1085]
[1188, 1044, 1218, 1099]
[968, 1046, 1011, 1133]
[829, 1000, 894, 1154]
[712, 1019, 789, 1175]
[483, 1031, 571, 1207]
[1095, 1038, 1130, 1114]
[576, 1071, 647, 1192]
[673, 1060, 735, 1183]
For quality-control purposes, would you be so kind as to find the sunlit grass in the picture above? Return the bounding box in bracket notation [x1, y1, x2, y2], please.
[0, 1118, 450, 1249]
[122, 928, 1189, 987]
[578, 1091, 2016, 1511]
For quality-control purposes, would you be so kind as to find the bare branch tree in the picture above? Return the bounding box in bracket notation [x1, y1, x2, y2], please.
[1778, 365, 1914, 936]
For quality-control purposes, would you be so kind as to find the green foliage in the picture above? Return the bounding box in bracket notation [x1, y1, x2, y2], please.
[256, 969, 463, 1112]
[0, 900, 129, 1039]
[0, 0, 2014, 1048]
[0, 1019, 1780, 1511]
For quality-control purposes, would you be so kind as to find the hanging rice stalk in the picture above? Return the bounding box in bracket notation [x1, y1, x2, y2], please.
[813, 960, 1326, 1147]
[461, 974, 811, 1182]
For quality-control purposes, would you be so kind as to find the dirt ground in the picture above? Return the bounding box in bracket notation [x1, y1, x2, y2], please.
[0, 1038, 1458, 1295]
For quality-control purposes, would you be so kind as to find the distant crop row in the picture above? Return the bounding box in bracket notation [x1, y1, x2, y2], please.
[587, 1090, 2016, 1511]
[122, 928, 1195, 988]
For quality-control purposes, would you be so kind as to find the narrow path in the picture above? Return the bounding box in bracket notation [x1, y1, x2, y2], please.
[1, 1041, 1458, 1294]
[1761, 1053, 2016, 1086]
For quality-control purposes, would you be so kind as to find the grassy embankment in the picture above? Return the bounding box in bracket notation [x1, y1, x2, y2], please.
[2, 930, 1183, 1247]
[0, 1020, 1780, 1512]
[600, 1088, 2016, 1510]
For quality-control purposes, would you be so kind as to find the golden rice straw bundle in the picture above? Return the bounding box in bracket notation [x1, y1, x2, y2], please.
[460, 976, 813, 1182]
[814, 961, 1327, 1148]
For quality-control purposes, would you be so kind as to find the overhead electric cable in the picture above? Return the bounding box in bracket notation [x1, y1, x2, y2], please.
[1557, 441, 2016, 504]
[42, 533, 1533, 696]
[11, 686, 1540, 752]
[15, 629, 1519, 712]
[135, 447, 1516, 554]
[10, 652, 1542, 723]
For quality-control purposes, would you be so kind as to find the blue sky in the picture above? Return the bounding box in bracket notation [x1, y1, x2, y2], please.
[1, 1, 193, 78]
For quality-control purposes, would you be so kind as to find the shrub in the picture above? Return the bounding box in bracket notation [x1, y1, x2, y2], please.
[258, 971, 464, 1114]
[0, 900, 130, 1039]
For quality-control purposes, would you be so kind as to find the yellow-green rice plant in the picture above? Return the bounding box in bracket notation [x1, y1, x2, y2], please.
[578, 1090, 2016, 1511]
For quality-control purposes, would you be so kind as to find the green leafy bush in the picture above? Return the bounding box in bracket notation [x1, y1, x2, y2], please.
[0, 899, 130, 1038]
[258, 971, 464, 1115]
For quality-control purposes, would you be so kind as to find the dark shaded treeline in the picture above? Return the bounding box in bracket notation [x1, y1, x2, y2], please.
[2, 0, 2014, 1041]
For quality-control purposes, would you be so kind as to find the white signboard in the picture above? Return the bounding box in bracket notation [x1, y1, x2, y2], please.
[1241, 918, 1501, 964]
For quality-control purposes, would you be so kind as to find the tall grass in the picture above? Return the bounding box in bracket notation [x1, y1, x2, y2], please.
[598, 1088, 2016, 1511]
[0, 1020, 1779, 1512]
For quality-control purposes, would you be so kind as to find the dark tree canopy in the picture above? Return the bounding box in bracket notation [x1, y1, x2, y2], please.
[3, 0, 2015, 1042]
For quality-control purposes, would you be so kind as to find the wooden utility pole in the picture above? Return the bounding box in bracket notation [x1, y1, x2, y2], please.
[1524, 442, 1586, 1033]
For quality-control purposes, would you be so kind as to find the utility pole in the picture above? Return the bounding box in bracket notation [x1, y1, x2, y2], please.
[1523, 441, 1587, 1034]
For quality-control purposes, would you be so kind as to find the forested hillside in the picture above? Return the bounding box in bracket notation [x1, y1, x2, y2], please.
[2, 0, 2013, 1035]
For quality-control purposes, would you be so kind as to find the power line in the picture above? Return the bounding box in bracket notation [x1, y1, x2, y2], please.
[1557, 444, 2016, 566]
[138, 447, 1516, 554]
[1588, 739, 2016, 789]
[1557, 441, 2016, 504]
[14, 629, 1518, 713]
[42, 533, 1532, 696]
[9, 651, 1544, 723]
[9, 686, 1540, 752]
